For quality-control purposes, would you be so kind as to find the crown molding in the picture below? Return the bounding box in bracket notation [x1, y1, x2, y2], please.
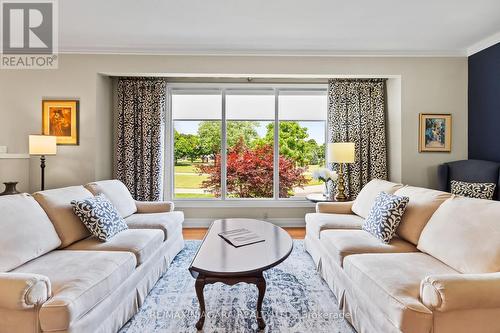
[466, 31, 500, 56]
[57, 46, 467, 58]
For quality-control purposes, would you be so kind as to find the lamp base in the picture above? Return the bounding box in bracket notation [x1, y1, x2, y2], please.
[40, 155, 46, 191]
[335, 193, 349, 202]
[335, 163, 349, 202]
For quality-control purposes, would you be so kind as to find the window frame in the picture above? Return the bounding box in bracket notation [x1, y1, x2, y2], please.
[166, 83, 328, 206]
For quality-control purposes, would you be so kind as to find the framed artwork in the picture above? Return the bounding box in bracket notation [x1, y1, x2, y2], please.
[419, 113, 451, 152]
[42, 100, 79, 145]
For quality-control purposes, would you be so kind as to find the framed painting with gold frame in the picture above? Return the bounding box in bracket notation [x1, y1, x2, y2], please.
[42, 100, 79, 145]
[419, 113, 451, 152]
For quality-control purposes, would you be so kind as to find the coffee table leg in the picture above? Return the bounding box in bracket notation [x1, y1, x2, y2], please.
[195, 276, 206, 330]
[256, 275, 266, 329]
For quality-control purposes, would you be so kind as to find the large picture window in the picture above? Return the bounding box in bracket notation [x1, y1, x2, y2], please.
[170, 85, 327, 201]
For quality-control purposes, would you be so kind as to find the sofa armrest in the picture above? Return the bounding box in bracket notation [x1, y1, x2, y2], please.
[0, 273, 51, 310]
[135, 200, 175, 213]
[316, 201, 354, 214]
[420, 272, 500, 312]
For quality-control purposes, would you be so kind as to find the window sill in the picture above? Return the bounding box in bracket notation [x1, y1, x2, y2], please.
[173, 199, 315, 208]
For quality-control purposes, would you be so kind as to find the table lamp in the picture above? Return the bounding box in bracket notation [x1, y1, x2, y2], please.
[29, 135, 57, 191]
[328, 142, 355, 201]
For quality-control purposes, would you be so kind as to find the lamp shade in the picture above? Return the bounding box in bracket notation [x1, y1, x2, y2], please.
[328, 142, 355, 163]
[29, 135, 57, 155]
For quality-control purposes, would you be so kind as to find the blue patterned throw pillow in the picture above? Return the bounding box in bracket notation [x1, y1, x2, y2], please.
[362, 191, 409, 244]
[450, 180, 496, 200]
[71, 194, 128, 241]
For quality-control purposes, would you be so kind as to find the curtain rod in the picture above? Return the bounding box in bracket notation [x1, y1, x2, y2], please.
[328, 78, 387, 82]
[117, 77, 167, 81]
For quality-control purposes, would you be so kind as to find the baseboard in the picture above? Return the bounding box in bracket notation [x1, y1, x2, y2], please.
[183, 217, 305, 228]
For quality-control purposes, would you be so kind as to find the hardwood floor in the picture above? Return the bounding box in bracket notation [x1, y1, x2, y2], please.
[183, 227, 306, 240]
[282, 227, 306, 239]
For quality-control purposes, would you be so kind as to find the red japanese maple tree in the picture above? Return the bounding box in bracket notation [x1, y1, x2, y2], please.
[196, 138, 307, 198]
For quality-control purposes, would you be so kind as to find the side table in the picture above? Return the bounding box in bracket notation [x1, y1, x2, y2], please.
[305, 193, 350, 203]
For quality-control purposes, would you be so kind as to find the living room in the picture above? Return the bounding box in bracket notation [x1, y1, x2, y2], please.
[0, 1, 499, 332]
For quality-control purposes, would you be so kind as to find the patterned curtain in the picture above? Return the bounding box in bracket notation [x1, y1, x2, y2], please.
[328, 78, 387, 199]
[115, 77, 166, 201]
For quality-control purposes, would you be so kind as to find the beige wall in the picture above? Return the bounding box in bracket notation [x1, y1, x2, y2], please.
[0, 54, 467, 221]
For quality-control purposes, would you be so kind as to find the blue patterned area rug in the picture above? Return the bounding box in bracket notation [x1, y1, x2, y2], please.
[120, 240, 356, 333]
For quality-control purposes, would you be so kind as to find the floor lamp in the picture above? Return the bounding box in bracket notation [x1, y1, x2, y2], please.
[29, 135, 57, 191]
[328, 142, 355, 201]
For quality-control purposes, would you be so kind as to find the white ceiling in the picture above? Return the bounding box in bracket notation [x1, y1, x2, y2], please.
[60, 0, 500, 56]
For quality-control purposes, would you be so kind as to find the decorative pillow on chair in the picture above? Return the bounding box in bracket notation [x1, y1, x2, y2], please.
[71, 194, 128, 241]
[362, 192, 409, 244]
[450, 180, 496, 200]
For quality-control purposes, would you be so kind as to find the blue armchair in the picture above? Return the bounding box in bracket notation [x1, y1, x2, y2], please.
[437, 159, 500, 200]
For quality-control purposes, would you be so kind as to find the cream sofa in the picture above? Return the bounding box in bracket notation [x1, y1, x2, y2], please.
[0, 180, 184, 333]
[305, 179, 500, 333]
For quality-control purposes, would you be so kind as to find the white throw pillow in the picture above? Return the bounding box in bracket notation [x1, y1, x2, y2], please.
[351, 179, 404, 218]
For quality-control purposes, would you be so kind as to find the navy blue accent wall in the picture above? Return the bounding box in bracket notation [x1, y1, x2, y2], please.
[468, 42, 500, 161]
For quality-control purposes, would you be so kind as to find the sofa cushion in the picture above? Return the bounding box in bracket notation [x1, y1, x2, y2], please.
[344, 253, 458, 333]
[33, 186, 93, 248]
[71, 194, 128, 241]
[124, 211, 184, 241]
[394, 186, 452, 245]
[0, 194, 61, 272]
[65, 229, 163, 266]
[320, 229, 417, 267]
[362, 192, 409, 244]
[418, 196, 500, 273]
[305, 213, 364, 239]
[351, 179, 404, 218]
[12, 250, 136, 331]
[85, 180, 137, 218]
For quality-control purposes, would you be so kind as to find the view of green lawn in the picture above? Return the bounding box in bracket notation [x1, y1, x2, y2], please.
[174, 193, 215, 199]
[174, 161, 323, 198]
[174, 162, 215, 198]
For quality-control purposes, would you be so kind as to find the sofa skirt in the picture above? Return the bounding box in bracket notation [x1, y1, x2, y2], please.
[52, 234, 185, 333]
[305, 234, 403, 333]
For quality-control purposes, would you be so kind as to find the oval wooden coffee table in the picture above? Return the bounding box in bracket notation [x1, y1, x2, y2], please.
[189, 218, 293, 330]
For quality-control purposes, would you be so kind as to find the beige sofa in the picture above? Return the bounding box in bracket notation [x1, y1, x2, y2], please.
[0, 180, 184, 333]
[305, 179, 500, 333]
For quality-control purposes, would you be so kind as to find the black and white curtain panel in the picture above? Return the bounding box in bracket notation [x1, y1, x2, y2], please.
[328, 78, 388, 199]
[115, 77, 166, 201]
